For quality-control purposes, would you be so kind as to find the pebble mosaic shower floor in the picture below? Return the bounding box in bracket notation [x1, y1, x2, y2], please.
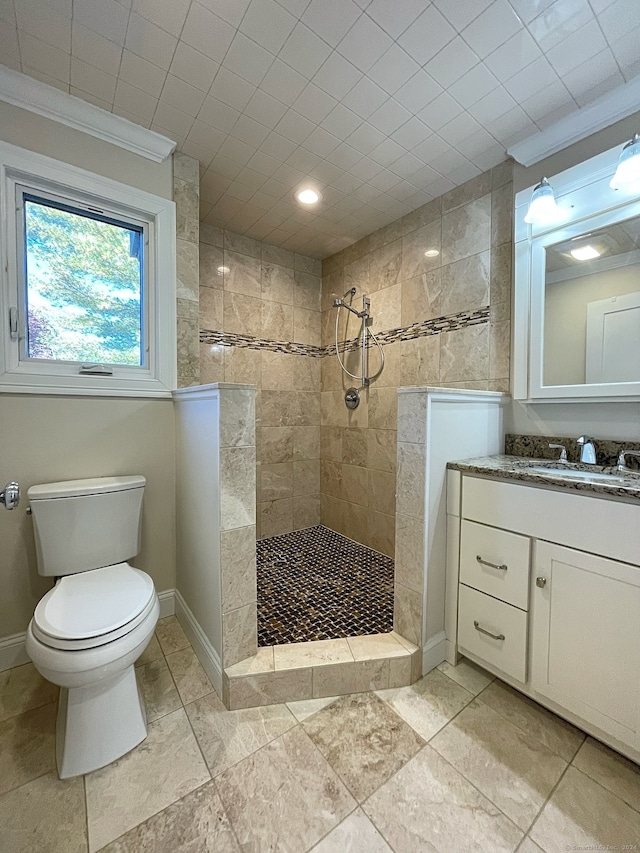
[257, 525, 394, 646]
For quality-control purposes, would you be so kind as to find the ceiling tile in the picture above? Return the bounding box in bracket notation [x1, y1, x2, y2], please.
[503, 54, 558, 102]
[125, 13, 178, 71]
[169, 42, 219, 92]
[0, 0, 16, 25]
[261, 129, 299, 160]
[461, 0, 523, 59]
[336, 14, 393, 73]
[74, 0, 129, 45]
[244, 90, 289, 128]
[490, 105, 535, 142]
[387, 150, 424, 179]
[15, 0, 71, 51]
[259, 59, 308, 106]
[273, 109, 315, 144]
[70, 57, 116, 103]
[329, 142, 362, 170]
[18, 31, 70, 83]
[217, 134, 256, 165]
[424, 36, 480, 89]
[468, 85, 517, 124]
[286, 146, 321, 172]
[322, 103, 363, 138]
[0, 21, 20, 70]
[223, 32, 275, 86]
[345, 122, 386, 155]
[209, 154, 243, 180]
[394, 70, 442, 114]
[185, 119, 226, 154]
[341, 76, 388, 120]
[240, 0, 297, 54]
[301, 0, 361, 47]
[417, 91, 463, 131]
[198, 96, 241, 134]
[367, 98, 412, 135]
[209, 67, 255, 111]
[181, 3, 235, 62]
[367, 44, 420, 96]
[198, 0, 252, 28]
[301, 125, 341, 157]
[368, 137, 405, 168]
[275, 0, 312, 18]
[608, 31, 640, 80]
[114, 80, 158, 122]
[119, 50, 166, 97]
[448, 63, 499, 108]
[519, 79, 575, 124]
[433, 0, 494, 30]
[132, 0, 191, 37]
[507, 0, 555, 25]
[230, 114, 271, 147]
[597, 0, 640, 44]
[160, 74, 207, 117]
[292, 82, 338, 123]
[278, 21, 332, 78]
[153, 101, 194, 137]
[390, 116, 431, 150]
[410, 133, 450, 163]
[72, 22, 123, 76]
[483, 29, 541, 82]
[364, 0, 425, 38]
[526, 0, 593, 53]
[312, 52, 362, 100]
[246, 149, 282, 175]
[573, 68, 626, 106]
[545, 19, 607, 77]
[70, 86, 110, 110]
[398, 6, 456, 65]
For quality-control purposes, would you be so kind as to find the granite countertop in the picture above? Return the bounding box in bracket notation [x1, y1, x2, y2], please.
[448, 455, 640, 502]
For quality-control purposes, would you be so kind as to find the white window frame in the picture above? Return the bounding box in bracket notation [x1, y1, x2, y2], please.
[0, 141, 176, 397]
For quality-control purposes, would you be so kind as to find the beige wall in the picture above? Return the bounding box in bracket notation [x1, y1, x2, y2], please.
[0, 100, 173, 199]
[0, 108, 177, 640]
[320, 163, 514, 556]
[198, 227, 323, 539]
[1, 395, 175, 636]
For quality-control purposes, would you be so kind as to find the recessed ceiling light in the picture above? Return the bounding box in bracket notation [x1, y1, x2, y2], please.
[424, 249, 440, 258]
[217, 265, 230, 274]
[296, 187, 322, 205]
[570, 246, 600, 261]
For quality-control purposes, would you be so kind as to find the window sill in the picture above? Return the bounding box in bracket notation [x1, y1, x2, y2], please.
[0, 374, 174, 398]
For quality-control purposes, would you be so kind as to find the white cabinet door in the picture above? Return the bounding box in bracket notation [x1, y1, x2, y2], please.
[531, 542, 640, 751]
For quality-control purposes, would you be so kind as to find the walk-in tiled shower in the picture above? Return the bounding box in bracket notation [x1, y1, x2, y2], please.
[257, 525, 394, 646]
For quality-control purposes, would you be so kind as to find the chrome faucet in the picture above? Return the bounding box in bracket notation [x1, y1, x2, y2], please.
[577, 435, 596, 464]
[617, 449, 640, 472]
[548, 443, 568, 462]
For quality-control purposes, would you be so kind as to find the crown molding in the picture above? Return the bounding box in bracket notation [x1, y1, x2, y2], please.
[0, 64, 175, 163]
[507, 75, 640, 168]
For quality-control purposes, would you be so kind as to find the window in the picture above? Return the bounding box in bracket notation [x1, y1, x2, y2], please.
[0, 141, 176, 396]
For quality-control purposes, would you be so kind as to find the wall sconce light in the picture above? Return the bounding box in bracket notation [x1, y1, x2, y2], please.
[524, 177, 560, 225]
[610, 133, 640, 189]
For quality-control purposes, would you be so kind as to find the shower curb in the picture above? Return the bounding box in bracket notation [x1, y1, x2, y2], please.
[222, 632, 421, 710]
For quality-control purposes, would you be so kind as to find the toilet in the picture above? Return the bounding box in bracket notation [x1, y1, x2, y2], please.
[24, 475, 159, 779]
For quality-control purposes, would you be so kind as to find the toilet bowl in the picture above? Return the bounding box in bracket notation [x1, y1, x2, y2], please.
[25, 476, 159, 778]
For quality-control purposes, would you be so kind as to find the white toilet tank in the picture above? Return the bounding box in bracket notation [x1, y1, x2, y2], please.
[28, 476, 146, 577]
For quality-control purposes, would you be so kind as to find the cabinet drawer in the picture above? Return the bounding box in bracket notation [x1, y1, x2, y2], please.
[458, 584, 528, 682]
[460, 520, 530, 610]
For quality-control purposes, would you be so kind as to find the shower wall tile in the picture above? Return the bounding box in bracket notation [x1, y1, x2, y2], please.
[174, 152, 200, 387]
[222, 602, 257, 668]
[220, 447, 256, 531]
[394, 514, 425, 594]
[259, 498, 294, 539]
[441, 195, 491, 265]
[220, 526, 257, 614]
[220, 388, 255, 448]
[293, 494, 321, 529]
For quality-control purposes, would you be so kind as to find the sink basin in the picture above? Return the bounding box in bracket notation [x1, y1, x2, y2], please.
[525, 465, 627, 484]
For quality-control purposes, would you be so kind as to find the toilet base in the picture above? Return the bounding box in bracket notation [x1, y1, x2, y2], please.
[57, 664, 147, 778]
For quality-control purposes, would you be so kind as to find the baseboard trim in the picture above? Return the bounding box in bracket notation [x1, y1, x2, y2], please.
[422, 631, 446, 676]
[157, 589, 175, 618]
[0, 632, 29, 672]
[174, 589, 223, 698]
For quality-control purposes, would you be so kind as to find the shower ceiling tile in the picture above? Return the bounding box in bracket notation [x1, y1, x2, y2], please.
[7, 0, 635, 256]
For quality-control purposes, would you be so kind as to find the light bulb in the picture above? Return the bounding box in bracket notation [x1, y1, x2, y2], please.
[524, 177, 560, 225]
[296, 188, 321, 205]
[610, 133, 640, 190]
[570, 245, 600, 261]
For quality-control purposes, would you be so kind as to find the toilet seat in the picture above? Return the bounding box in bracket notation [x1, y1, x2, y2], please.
[32, 563, 155, 651]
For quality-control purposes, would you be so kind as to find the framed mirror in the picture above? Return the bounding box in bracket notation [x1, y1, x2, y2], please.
[514, 144, 640, 402]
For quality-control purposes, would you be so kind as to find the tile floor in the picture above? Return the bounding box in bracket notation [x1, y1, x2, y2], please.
[257, 526, 394, 646]
[2, 616, 640, 852]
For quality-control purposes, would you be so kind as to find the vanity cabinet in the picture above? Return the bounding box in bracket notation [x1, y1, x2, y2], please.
[448, 470, 640, 763]
[531, 541, 640, 751]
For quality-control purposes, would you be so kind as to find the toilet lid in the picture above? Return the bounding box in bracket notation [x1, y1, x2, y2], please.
[33, 563, 155, 641]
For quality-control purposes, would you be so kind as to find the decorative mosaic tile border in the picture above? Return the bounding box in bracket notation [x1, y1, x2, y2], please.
[200, 306, 490, 358]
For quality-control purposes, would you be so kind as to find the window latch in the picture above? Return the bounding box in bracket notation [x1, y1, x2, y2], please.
[79, 364, 113, 376]
[9, 307, 18, 340]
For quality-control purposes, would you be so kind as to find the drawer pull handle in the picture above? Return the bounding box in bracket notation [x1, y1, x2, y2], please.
[473, 620, 505, 641]
[476, 555, 508, 572]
